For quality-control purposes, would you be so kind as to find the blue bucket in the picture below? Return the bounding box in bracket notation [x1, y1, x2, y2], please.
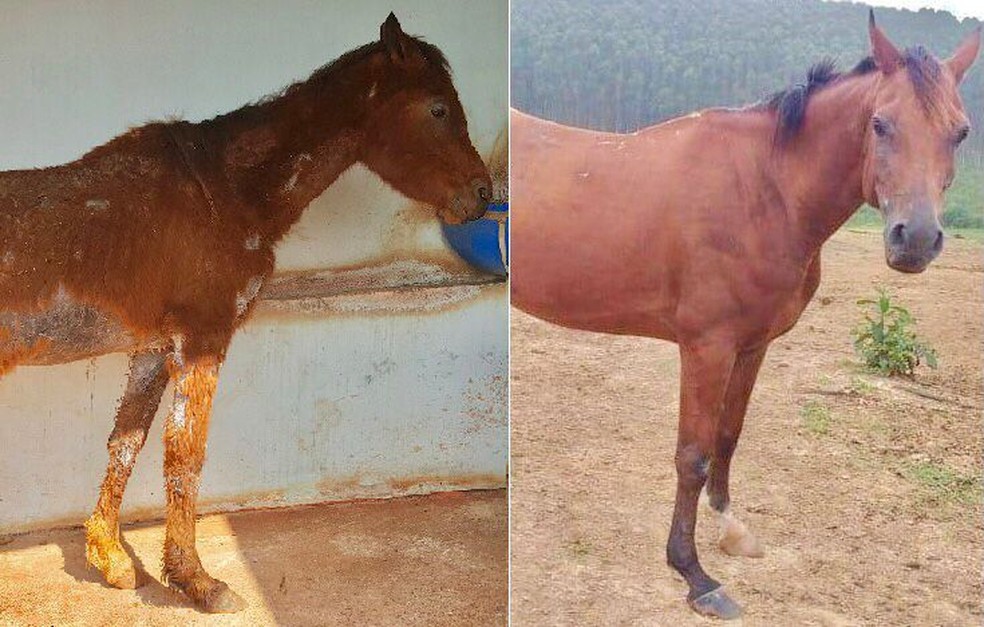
[441, 202, 508, 276]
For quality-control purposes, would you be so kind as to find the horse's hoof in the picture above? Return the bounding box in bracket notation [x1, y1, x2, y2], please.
[719, 529, 764, 558]
[689, 587, 742, 620]
[203, 582, 247, 614]
[105, 563, 140, 590]
[84, 517, 140, 589]
[717, 511, 765, 558]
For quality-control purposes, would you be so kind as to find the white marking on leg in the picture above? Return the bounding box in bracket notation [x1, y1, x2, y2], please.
[713, 505, 764, 557]
[236, 276, 264, 317]
[166, 472, 198, 496]
[717, 507, 741, 536]
[172, 335, 185, 369]
[171, 389, 188, 429]
[115, 440, 135, 468]
[128, 354, 161, 391]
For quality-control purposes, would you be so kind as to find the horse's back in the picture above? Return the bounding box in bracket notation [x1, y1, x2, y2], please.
[509, 111, 685, 336]
[0, 127, 186, 370]
[509, 108, 787, 340]
[0, 164, 156, 371]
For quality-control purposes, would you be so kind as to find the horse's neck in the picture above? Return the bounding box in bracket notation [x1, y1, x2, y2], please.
[211, 70, 370, 241]
[772, 76, 878, 257]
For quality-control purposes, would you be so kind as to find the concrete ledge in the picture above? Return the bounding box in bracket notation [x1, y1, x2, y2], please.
[263, 258, 503, 300]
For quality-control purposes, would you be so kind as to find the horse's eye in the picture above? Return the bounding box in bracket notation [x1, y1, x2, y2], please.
[872, 116, 889, 137]
[430, 104, 447, 119]
[955, 126, 970, 145]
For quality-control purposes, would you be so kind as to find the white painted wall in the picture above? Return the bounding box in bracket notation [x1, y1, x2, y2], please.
[0, 1, 507, 533]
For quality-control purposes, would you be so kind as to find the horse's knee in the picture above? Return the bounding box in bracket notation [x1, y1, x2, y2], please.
[674, 445, 710, 487]
[107, 428, 143, 466]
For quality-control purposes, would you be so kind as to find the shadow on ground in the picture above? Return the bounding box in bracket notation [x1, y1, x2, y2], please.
[0, 489, 507, 626]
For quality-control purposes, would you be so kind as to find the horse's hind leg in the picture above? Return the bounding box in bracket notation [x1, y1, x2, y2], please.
[85, 350, 169, 588]
[705, 345, 767, 558]
[161, 354, 245, 613]
[667, 342, 742, 620]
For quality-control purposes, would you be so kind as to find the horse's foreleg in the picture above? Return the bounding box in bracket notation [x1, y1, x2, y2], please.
[161, 356, 245, 613]
[85, 350, 169, 589]
[667, 342, 742, 620]
[706, 344, 767, 558]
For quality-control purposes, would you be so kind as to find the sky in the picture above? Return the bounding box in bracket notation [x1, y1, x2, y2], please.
[826, 0, 984, 20]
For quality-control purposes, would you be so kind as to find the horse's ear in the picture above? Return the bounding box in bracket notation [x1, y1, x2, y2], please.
[868, 10, 902, 74]
[380, 12, 412, 63]
[945, 26, 982, 84]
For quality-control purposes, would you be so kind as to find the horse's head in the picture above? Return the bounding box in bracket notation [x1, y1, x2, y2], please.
[359, 13, 491, 224]
[861, 12, 980, 273]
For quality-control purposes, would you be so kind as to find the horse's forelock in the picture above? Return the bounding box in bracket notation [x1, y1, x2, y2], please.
[901, 46, 952, 119]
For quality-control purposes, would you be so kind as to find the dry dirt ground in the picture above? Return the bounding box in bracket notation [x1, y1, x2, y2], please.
[0, 489, 506, 626]
[511, 230, 982, 626]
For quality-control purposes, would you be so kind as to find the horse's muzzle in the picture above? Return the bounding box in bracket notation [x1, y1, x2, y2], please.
[440, 177, 491, 224]
[884, 218, 944, 273]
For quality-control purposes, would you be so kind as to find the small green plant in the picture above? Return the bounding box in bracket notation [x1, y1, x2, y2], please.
[903, 461, 980, 506]
[848, 375, 876, 396]
[852, 289, 937, 377]
[800, 399, 831, 435]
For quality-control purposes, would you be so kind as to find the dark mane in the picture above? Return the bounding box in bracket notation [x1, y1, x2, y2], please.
[76, 34, 451, 164]
[214, 35, 449, 125]
[762, 58, 841, 145]
[761, 46, 944, 146]
[282, 36, 451, 101]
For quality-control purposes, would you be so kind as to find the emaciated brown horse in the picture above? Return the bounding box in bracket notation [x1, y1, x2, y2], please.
[511, 13, 979, 619]
[0, 13, 490, 613]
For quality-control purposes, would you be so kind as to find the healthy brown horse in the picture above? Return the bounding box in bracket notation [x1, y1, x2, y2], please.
[0, 13, 490, 613]
[511, 13, 979, 620]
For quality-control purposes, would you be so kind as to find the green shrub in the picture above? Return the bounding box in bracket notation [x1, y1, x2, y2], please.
[852, 289, 937, 377]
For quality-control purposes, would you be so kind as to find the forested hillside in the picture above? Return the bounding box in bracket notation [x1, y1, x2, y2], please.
[512, 0, 983, 159]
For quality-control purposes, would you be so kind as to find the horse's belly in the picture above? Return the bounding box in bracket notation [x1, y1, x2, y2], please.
[0, 290, 152, 370]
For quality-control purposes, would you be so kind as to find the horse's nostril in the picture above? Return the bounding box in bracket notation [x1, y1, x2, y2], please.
[888, 222, 907, 247]
[933, 229, 944, 253]
[470, 178, 491, 203]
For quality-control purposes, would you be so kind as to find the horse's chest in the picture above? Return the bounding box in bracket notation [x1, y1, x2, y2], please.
[762, 258, 822, 340]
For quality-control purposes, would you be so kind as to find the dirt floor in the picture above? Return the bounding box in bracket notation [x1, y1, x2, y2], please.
[0, 489, 506, 626]
[510, 230, 982, 626]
